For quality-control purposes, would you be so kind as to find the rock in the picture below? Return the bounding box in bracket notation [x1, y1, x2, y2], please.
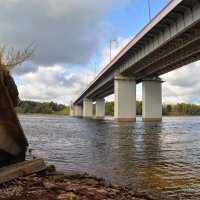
[96, 188, 107, 194]
[0, 70, 28, 165]
[46, 165, 56, 173]
[112, 188, 120, 194]
[0, 185, 23, 198]
[81, 178, 99, 186]
[43, 181, 58, 190]
[108, 191, 116, 196]
[109, 183, 118, 189]
[65, 181, 72, 185]
[75, 188, 89, 197]
[0, 172, 149, 200]
[65, 184, 81, 192]
[4, 71, 19, 107]
[32, 177, 40, 182]
[57, 192, 76, 200]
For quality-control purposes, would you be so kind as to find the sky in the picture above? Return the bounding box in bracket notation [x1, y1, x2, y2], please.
[0, 0, 199, 105]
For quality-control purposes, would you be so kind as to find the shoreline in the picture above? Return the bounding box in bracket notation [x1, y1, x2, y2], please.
[0, 167, 153, 200]
[17, 113, 200, 117]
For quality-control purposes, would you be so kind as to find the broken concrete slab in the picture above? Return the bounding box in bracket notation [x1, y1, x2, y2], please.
[0, 159, 46, 184]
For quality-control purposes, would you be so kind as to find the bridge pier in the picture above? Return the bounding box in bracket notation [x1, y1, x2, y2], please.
[69, 106, 74, 116]
[96, 99, 105, 119]
[74, 105, 83, 117]
[114, 75, 136, 122]
[142, 78, 162, 122]
[83, 99, 93, 118]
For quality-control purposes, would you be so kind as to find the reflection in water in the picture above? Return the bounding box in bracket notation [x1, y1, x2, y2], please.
[15, 115, 200, 200]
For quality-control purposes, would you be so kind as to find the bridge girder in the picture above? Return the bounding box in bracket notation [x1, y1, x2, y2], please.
[74, 0, 200, 105]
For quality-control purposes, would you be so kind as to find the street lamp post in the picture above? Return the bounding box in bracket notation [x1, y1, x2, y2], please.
[94, 61, 100, 78]
[148, 0, 151, 21]
[86, 73, 89, 88]
[110, 39, 117, 62]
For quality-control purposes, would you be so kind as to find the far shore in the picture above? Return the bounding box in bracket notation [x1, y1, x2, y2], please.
[17, 113, 200, 117]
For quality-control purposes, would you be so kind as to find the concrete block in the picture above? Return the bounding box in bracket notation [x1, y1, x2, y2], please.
[0, 159, 46, 184]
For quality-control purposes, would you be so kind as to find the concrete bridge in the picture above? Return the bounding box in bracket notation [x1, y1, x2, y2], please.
[72, 0, 200, 122]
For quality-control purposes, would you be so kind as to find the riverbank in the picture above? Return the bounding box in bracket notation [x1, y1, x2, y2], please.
[15, 115, 200, 199]
[0, 167, 153, 200]
[17, 112, 200, 117]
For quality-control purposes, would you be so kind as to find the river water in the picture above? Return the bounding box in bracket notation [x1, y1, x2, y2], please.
[18, 115, 200, 199]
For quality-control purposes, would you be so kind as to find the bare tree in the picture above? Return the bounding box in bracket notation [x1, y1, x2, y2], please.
[0, 44, 36, 106]
[0, 43, 36, 73]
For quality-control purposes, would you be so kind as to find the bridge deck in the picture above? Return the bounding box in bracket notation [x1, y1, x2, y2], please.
[74, 0, 200, 105]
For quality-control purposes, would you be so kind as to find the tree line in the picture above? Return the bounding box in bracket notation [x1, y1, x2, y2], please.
[102, 101, 143, 116]
[162, 103, 200, 116]
[16, 100, 69, 114]
[103, 101, 200, 116]
[16, 100, 200, 116]
[103, 101, 142, 116]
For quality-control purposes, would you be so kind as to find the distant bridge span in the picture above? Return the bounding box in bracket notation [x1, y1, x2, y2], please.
[72, 0, 200, 122]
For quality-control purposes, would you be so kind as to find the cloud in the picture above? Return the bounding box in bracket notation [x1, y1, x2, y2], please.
[0, 0, 129, 104]
[3, 0, 199, 105]
[98, 37, 200, 105]
[12, 62, 39, 76]
[13, 39, 200, 105]
[162, 61, 200, 104]
[86, 36, 130, 102]
[15, 65, 94, 104]
[14, 36, 131, 105]
[0, 0, 127, 66]
[96, 37, 131, 73]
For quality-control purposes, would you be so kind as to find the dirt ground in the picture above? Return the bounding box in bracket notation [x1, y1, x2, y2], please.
[0, 168, 154, 200]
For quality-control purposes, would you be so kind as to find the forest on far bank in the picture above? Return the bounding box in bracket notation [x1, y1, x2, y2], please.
[16, 100, 200, 116]
[16, 100, 69, 115]
[102, 101, 200, 116]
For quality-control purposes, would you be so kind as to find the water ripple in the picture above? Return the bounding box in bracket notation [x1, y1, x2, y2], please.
[18, 115, 200, 200]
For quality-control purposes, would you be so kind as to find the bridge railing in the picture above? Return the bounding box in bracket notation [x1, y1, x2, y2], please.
[74, 0, 176, 104]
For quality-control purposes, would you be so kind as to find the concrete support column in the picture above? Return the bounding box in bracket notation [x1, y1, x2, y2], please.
[114, 75, 136, 122]
[74, 105, 83, 117]
[83, 99, 93, 118]
[96, 99, 105, 119]
[69, 106, 74, 116]
[142, 77, 162, 122]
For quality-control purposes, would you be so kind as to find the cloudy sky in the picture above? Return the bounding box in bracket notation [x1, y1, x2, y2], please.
[1, 0, 199, 105]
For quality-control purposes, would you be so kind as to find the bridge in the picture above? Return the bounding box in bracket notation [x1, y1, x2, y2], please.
[71, 0, 200, 122]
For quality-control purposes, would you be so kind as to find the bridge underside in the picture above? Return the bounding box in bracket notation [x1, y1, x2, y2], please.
[87, 21, 200, 101]
[72, 0, 200, 122]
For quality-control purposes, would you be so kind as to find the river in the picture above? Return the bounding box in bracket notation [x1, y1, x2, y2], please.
[18, 115, 200, 199]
